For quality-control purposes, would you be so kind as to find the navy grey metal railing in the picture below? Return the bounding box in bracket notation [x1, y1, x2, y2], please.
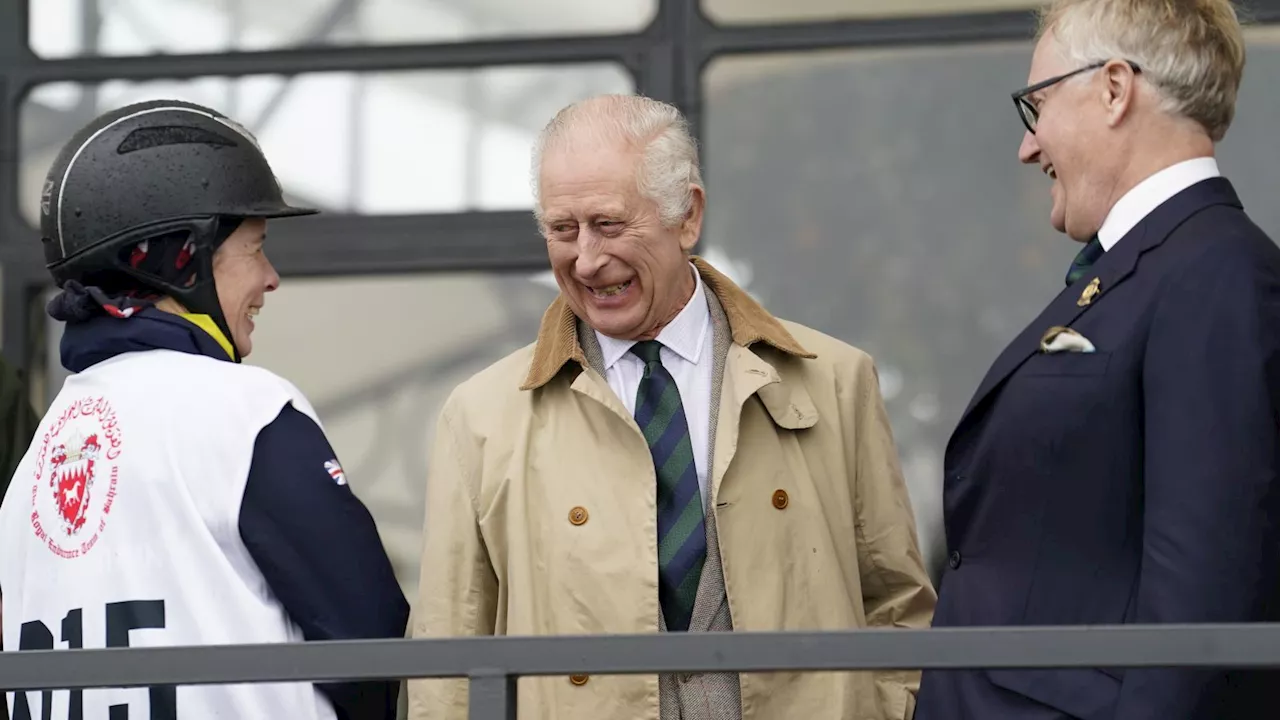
[4, 624, 1280, 719]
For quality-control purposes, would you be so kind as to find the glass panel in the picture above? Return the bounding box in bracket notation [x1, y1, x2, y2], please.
[18, 64, 634, 225]
[43, 271, 562, 597]
[30, 0, 657, 58]
[703, 0, 1039, 24]
[702, 28, 1280, 580]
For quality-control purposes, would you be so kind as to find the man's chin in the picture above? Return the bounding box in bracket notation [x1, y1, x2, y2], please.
[1050, 210, 1067, 235]
[586, 311, 643, 341]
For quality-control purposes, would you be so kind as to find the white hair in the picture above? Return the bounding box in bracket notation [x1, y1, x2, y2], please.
[1040, 0, 1246, 142]
[531, 94, 703, 228]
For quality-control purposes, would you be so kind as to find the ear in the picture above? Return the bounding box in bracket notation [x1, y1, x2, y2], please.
[1101, 59, 1140, 128]
[679, 184, 706, 253]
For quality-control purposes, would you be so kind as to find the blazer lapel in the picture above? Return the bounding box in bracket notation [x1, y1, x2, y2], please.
[954, 177, 1243, 432]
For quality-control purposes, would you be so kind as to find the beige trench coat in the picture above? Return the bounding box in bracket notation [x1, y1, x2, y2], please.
[409, 258, 936, 720]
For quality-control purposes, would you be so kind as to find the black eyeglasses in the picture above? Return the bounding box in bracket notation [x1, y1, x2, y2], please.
[1012, 60, 1142, 134]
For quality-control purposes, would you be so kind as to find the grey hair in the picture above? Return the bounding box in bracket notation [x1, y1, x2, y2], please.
[1039, 0, 1246, 142]
[531, 94, 703, 228]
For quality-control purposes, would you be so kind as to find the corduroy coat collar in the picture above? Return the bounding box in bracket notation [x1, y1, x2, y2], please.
[520, 256, 815, 391]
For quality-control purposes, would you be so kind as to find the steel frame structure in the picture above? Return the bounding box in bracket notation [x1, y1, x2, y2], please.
[4, 623, 1280, 719]
[3, 0, 1280, 380]
[5, 0, 1280, 713]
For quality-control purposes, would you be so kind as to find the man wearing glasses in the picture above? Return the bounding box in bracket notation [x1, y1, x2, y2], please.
[916, 1, 1280, 719]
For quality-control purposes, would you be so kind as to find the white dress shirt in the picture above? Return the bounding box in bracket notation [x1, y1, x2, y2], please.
[1096, 157, 1222, 251]
[596, 265, 713, 505]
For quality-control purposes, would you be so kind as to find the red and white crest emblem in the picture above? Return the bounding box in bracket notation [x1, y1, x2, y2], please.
[30, 396, 124, 560]
[49, 433, 102, 534]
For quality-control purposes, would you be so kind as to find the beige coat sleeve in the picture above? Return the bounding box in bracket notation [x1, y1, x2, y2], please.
[850, 356, 938, 720]
[407, 398, 499, 720]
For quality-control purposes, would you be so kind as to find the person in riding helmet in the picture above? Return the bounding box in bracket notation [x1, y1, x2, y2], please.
[0, 99, 408, 720]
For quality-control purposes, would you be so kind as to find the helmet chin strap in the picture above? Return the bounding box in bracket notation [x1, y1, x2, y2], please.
[165, 258, 242, 364]
[105, 215, 244, 363]
[162, 218, 242, 363]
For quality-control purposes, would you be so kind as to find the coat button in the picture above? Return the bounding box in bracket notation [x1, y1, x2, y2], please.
[772, 489, 789, 510]
[949, 550, 962, 569]
[569, 506, 589, 526]
[569, 674, 589, 686]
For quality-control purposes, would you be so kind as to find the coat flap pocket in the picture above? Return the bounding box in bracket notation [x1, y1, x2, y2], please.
[987, 667, 1119, 719]
[1020, 351, 1111, 377]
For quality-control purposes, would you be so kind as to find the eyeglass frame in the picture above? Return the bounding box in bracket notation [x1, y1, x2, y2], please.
[1012, 59, 1143, 134]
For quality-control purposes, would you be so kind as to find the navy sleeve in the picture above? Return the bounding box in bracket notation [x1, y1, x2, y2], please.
[1115, 237, 1280, 719]
[239, 403, 409, 720]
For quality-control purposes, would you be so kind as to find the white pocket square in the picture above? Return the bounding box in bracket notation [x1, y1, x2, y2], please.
[1039, 326, 1096, 354]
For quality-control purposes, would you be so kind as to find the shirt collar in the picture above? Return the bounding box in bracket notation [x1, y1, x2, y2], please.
[596, 264, 710, 371]
[1097, 156, 1221, 251]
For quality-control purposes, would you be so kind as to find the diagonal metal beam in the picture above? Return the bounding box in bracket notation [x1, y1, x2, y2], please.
[250, 0, 362, 132]
[20, 98, 96, 155]
[311, 313, 541, 419]
[101, 0, 171, 49]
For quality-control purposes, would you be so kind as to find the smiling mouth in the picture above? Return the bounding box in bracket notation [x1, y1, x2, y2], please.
[1044, 164, 1057, 179]
[589, 280, 632, 298]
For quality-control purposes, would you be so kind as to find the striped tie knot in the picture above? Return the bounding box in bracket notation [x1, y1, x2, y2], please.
[630, 340, 664, 364]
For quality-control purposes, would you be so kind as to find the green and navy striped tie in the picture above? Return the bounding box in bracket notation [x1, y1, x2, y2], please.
[631, 340, 705, 632]
[1065, 235, 1104, 286]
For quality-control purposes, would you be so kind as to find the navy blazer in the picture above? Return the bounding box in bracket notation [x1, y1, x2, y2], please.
[915, 177, 1280, 720]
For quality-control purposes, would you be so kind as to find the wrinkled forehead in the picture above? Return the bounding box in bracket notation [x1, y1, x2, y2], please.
[539, 142, 643, 201]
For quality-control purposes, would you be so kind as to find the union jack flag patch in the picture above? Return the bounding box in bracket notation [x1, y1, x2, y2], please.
[324, 459, 347, 486]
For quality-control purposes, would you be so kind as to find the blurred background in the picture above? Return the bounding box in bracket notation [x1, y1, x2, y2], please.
[3, 0, 1280, 597]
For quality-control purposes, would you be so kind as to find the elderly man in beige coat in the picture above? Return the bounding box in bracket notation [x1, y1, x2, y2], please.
[408, 94, 936, 720]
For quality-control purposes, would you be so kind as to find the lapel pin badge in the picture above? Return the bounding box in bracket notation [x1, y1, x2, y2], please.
[1077, 277, 1102, 307]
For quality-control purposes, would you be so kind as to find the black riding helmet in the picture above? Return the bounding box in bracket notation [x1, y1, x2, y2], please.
[40, 99, 317, 361]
